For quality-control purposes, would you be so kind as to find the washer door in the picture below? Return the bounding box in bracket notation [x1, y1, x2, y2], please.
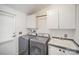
[30, 46, 41, 55]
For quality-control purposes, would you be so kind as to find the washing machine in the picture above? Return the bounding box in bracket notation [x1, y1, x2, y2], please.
[30, 36, 49, 55]
[19, 35, 34, 55]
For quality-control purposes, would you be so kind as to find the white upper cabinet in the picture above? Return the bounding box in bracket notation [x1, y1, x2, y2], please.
[26, 14, 36, 28]
[47, 5, 76, 29]
[47, 9, 59, 29]
[59, 5, 76, 29]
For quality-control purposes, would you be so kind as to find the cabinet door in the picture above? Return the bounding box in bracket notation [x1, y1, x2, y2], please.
[59, 5, 76, 29]
[62, 49, 78, 55]
[48, 45, 63, 55]
[26, 15, 36, 28]
[47, 9, 59, 29]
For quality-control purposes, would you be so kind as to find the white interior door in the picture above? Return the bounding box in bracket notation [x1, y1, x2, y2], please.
[0, 10, 16, 55]
[0, 11, 15, 43]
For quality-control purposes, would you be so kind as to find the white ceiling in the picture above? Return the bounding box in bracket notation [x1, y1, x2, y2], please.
[6, 4, 50, 15]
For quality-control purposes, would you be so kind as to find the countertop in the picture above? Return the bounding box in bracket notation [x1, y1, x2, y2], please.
[48, 38, 79, 53]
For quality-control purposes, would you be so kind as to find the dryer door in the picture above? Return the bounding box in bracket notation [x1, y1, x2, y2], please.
[30, 46, 41, 55]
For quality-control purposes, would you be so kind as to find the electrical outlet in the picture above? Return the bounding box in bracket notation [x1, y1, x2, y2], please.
[64, 34, 68, 38]
[19, 32, 22, 34]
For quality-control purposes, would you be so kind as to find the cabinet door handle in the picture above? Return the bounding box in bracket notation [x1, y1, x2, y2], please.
[59, 49, 61, 51]
[63, 50, 65, 53]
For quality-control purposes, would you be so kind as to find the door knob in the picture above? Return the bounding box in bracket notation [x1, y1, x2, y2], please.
[12, 35, 16, 37]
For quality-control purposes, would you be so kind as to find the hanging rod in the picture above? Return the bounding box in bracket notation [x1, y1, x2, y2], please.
[36, 15, 47, 17]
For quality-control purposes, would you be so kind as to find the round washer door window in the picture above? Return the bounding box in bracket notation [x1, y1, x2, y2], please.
[30, 46, 41, 55]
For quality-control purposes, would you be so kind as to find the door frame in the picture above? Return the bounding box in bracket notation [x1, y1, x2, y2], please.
[0, 9, 17, 55]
